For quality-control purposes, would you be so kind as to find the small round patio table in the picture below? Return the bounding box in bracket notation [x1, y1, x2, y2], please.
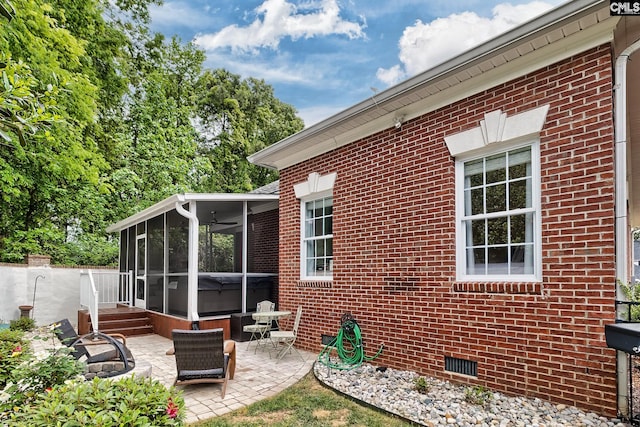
[251, 310, 291, 330]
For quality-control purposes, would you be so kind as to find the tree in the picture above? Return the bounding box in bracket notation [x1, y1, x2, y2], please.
[0, 0, 14, 20]
[0, 57, 60, 146]
[195, 69, 304, 193]
[0, 0, 304, 265]
[0, 0, 107, 263]
[104, 35, 209, 220]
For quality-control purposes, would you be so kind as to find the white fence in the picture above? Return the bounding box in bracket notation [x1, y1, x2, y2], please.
[0, 264, 118, 327]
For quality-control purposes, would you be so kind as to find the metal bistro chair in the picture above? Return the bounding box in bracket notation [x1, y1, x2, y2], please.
[244, 300, 275, 353]
[172, 328, 231, 398]
[269, 306, 304, 362]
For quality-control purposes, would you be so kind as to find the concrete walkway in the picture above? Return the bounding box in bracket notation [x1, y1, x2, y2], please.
[125, 334, 316, 424]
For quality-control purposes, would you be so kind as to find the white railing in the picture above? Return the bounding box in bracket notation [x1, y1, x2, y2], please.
[80, 270, 133, 333]
[79, 270, 99, 333]
[90, 270, 133, 305]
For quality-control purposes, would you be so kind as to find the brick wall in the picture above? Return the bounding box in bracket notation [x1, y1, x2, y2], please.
[277, 44, 617, 415]
[247, 209, 279, 273]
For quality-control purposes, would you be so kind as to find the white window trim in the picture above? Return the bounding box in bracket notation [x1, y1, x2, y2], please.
[295, 172, 337, 281]
[299, 192, 333, 281]
[447, 106, 548, 283]
[455, 141, 542, 282]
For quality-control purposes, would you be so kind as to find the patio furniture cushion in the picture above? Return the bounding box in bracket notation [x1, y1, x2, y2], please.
[172, 328, 232, 398]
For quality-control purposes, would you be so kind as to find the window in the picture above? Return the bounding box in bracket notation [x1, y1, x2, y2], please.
[457, 144, 540, 280]
[302, 196, 333, 279]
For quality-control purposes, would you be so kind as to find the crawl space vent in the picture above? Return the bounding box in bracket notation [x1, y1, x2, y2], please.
[444, 356, 477, 377]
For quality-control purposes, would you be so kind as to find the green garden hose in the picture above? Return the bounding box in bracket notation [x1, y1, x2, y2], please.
[317, 313, 384, 370]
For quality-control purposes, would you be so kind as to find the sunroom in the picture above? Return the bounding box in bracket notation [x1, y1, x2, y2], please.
[105, 190, 279, 324]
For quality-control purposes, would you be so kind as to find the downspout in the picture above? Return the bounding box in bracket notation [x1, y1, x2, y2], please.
[175, 199, 199, 322]
[614, 37, 640, 418]
[242, 201, 248, 313]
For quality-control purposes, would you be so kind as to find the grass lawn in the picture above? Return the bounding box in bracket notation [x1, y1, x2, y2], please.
[191, 371, 413, 427]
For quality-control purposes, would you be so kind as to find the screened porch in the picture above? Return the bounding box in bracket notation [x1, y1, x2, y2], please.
[106, 193, 279, 321]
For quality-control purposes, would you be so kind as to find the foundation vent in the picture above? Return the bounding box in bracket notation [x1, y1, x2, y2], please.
[444, 356, 477, 377]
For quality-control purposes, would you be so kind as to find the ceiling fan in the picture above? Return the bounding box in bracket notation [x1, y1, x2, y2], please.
[210, 211, 237, 225]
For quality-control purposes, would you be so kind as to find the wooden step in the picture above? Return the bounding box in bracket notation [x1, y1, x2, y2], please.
[101, 325, 154, 337]
[78, 307, 153, 337]
[98, 308, 147, 321]
[99, 317, 150, 330]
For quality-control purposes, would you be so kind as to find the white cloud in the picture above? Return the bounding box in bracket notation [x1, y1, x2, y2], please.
[377, 1, 559, 86]
[201, 49, 335, 88]
[297, 104, 347, 127]
[376, 64, 406, 87]
[149, 1, 218, 32]
[193, 0, 365, 53]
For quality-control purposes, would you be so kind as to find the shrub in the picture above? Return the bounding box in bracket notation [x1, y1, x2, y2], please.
[0, 329, 30, 388]
[414, 376, 430, 394]
[0, 348, 85, 414]
[463, 385, 493, 406]
[10, 317, 36, 332]
[619, 280, 640, 321]
[9, 376, 185, 426]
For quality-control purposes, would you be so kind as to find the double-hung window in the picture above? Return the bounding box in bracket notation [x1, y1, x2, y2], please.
[302, 196, 333, 279]
[457, 143, 540, 281]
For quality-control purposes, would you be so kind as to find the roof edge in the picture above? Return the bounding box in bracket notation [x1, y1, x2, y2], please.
[249, 0, 608, 170]
[105, 193, 279, 233]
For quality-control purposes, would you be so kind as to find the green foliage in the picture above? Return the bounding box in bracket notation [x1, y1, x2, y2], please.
[414, 376, 430, 394]
[0, 323, 184, 425]
[0, 348, 85, 413]
[0, 0, 15, 20]
[0, 328, 29, 388]
[9, 316, 35, 332]
[0, 56, 60, 144]
[618, 280, 640, 321]
[0, 327, 24, 342]
[195, 69, 304, 193]
[57, 232, 119, 266]
[463, 385, 493, 406]
[199, 232, 234, 272]
[9, 376, 185, 426]
[0, 0, 108, 263]
[0, 0, 303, 265]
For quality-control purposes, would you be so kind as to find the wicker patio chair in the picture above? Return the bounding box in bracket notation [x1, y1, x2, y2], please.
[172, 328, 231, 398]
[243, 300, 275, 353]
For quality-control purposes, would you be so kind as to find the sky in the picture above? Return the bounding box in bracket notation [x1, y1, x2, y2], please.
[148, 0, 567, 128]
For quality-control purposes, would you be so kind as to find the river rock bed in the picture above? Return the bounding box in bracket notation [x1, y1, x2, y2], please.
[313, 362, 630, 426]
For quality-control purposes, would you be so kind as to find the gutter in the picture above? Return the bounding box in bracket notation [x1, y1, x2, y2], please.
[174, 199, 199, 322]
[613, 36, 640, 419]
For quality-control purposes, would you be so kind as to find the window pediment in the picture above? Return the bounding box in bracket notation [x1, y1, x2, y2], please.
[294, 172, 337, 199]
[444, 105, 549, 157]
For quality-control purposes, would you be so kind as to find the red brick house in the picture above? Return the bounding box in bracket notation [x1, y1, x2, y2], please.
[249, 0, 640, 419]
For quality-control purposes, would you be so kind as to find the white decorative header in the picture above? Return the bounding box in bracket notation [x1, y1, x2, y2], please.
[444, 104, 549, 157]
[294, 172, 337, 199]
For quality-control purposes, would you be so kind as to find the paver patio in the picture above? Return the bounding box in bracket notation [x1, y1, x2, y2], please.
[125, 334, 316, 424]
